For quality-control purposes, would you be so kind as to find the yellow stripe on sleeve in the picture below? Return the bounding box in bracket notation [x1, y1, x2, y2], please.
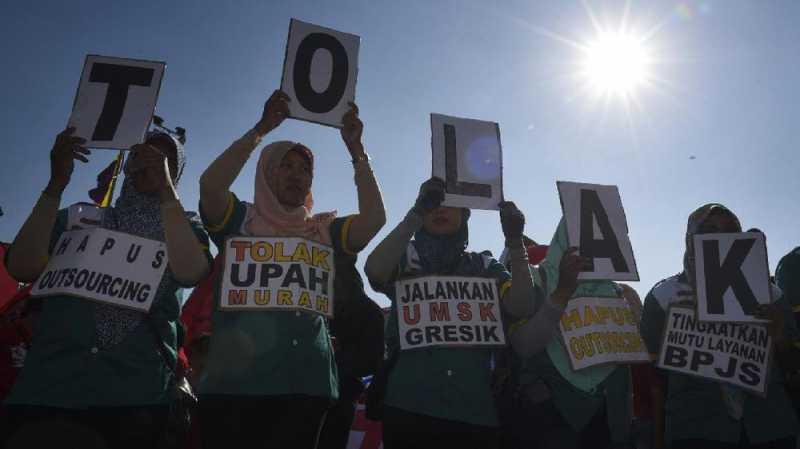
[507, 317, 529, 335]
[205, 192, 235, 233]
[499, 280, 512, 299]
[340, 215, 357, 255]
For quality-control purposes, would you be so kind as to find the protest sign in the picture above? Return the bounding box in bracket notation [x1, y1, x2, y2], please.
[395, 276, 505, 350]
[68, 55, 165, 150]
[219, 236, 335, 317]
[431, 114, 503, 210]
[559, 296, 650, 370]
[657, 306, 771, 395]
[558, 181, 638, 281]
[694, 232, 772, 323]
[30, 228, 167, 312]
[281, 19, 359, 128]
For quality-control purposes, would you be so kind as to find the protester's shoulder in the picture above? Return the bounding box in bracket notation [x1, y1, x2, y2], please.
[646, 273, 686, 311]
[328, 214, 357, 255]
[201, 191, 248, 236]
[776, 247, 800, 276]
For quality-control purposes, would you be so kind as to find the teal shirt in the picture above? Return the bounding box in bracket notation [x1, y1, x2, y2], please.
[511, 219, 631, 443]
[376, 243, 513, 427]
[198, 193, 349, 400]
[6, 204, 210, 409]
[640, 273, 799, 444]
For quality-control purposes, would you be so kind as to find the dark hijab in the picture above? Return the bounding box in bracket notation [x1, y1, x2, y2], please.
[412, 208, 471, 274]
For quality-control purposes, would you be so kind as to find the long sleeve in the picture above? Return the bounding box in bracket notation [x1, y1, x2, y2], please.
[501, 241, 538, 318]
[199, 128, 262, 226]
[5, 193, 61, 283]
[364, 211, 422, 289]
[342, 159, 386, 253]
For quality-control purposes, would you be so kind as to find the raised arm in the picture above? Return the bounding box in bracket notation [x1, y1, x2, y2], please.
[6, 127, 90, 282]
[339, 103, 386, 251]
[199, 90, 289, 226]
[498, 201, 538, 318]
[134, 143, 210, 286]
[365, 177, 444, 286]
[510, 246, 584, 358]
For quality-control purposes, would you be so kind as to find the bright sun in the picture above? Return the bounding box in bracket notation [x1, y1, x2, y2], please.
[580, 32, 652, 97]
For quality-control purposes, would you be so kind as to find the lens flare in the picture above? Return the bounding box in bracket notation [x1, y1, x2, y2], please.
[580, 32, 652, 97]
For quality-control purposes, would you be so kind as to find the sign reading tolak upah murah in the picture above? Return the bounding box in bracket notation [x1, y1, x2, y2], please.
[68, 55, 165, 150]
[558, 181, 639, 281]
[395, 276, 505, 350]
[31, 228, 168, 312]
[657, 306, 771, 395]
[694, 232, 772, 323]
[281, 19, 360, 128]
[431, 114, 503, 211]
[220, 237, 335, 318]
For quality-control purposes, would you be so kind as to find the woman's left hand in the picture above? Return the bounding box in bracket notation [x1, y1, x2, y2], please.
[340, 102, 365, 158]
[499, 200, 525, 243]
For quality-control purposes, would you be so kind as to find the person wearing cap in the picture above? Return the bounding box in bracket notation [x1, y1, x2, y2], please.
[3, 123, 211, 448]
[504, 218, 634, 449]
[640, 204, 799, 449]
[364, 177, 549, 449]
[196, 90, 386, 448]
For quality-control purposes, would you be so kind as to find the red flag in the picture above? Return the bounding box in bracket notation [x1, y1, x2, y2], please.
[181, 255, 223, 351]
[0, 244, 20, 307]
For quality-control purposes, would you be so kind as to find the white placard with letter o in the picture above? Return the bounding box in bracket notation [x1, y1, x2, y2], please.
[280, 19, 360, 128]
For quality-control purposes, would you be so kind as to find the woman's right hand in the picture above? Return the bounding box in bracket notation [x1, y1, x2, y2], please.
[412, 177, 446, 216]
[254, 89, 291, 136]
[46, 126, 89, 196]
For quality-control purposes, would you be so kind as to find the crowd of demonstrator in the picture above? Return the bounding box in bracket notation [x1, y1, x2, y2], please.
[0, 89, 798, 449]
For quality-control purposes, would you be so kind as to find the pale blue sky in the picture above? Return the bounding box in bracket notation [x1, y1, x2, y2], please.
[2, 0, 799, 306]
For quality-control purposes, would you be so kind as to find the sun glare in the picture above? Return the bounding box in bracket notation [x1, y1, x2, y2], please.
[580, 32, 652, 97]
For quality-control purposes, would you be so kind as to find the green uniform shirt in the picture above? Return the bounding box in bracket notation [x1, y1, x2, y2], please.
[198, 193, 350, 400]
[640, 273, 799, 444]
[6, 204, 210, 409]
[377, 243, 513, 427]
[510, 219, 631, 443]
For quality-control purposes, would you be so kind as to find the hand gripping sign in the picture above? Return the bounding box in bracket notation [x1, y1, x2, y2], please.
[281, 19, 360, 128]
[694, 232, 772, 323]
[395, 276, 505, 350]
[558, 181, 639, 281]
[31, 228, 168, 312]
[559, 296, 650, 370]
[68, 55, 165, 150]
[657, 306, 771, 396]
[431, 114, 504, 211]
[220, 236, 335, 318]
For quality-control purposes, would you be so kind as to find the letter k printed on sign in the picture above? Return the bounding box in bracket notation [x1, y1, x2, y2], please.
[694, 232, 772, 323]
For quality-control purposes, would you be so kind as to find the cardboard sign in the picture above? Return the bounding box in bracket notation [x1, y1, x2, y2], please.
[657, 306, 771, 395]
[219, 236, 335, 317]
[558, 181, 639, 281]
[694, 232, 771, 323]
[559, 296, 650, 370]
[30, 228, 167, 312]
[395, 276, 505, 350]
[68, 55, 165, 150]
[280, 19, 360, 128]
[431, 114, 503, 210]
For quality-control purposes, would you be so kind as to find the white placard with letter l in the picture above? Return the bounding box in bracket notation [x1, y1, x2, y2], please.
[431, 113, 503, 211]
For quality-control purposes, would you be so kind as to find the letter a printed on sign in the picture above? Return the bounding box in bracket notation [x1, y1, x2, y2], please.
[280, 19, 360, 128]
[68, 55, 165, 150]
[694, 232, 772, 323]
[557, 181, 639, 281]
[431, 114, 503, 211]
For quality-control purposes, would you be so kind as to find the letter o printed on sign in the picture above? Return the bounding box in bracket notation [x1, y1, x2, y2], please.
[281, 19, 360, 128]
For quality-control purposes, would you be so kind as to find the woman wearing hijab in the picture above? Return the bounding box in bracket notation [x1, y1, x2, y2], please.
[364, 177, 549, 449]
[197, 90, 385, 448]
[3, 123, 211, 449]
[505, 218, 634, 449]
[640, 204, 799, 449]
